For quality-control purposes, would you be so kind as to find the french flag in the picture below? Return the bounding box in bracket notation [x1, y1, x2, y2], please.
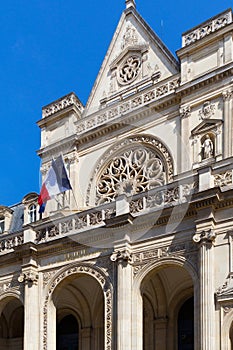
[38, 155, 72, 213]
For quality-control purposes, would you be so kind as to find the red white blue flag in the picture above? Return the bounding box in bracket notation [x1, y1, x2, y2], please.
[38, 155, 72, 213]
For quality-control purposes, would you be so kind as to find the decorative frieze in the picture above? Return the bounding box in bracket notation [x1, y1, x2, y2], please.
[182, 9, 232, 47]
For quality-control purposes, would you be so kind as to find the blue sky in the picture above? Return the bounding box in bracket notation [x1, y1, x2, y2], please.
[0, 0, 232, 206]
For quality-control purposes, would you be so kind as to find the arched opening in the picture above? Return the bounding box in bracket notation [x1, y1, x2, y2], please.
[178, 297, 194, 350]
[0, 297, 24, 350]
[57, 314, 79, 350]
[53, 273, 104, 350]
[141, 264, 194, 350]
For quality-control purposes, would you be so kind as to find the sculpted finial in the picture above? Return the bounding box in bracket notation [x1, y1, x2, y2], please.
[125, 0, 136, 9]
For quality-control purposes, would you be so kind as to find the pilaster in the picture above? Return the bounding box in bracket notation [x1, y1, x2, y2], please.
[223, 88, 233, 158]
[193, 229, 216, 350]
[111, 247, 133, 350]
[17, 244, 39, 350]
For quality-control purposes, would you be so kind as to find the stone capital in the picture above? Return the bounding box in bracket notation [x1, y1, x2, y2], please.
[180, 105, 191, 118]
[193, 229, 216, 245]
[18, 270, 39, 286]
[110, 249, 133, 264]
[222, 88, 233, 101]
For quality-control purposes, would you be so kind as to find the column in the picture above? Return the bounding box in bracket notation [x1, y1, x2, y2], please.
[193, 229, 216, 350]
[111, 248, 133, 350]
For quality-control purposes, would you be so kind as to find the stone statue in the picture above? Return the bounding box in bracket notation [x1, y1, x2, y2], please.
[202, 134, 214, 159]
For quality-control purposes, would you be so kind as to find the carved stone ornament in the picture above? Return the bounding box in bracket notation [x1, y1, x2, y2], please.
[193, 230, 216, 244]
[117, 55, 141, 85]
[87, 135, 173, 206]
[199, 101, 215, 120]
[110, 249, 133, 263]
[121, 25, 139, 50]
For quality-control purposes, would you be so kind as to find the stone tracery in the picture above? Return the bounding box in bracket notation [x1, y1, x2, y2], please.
[93, 136, 173, 205]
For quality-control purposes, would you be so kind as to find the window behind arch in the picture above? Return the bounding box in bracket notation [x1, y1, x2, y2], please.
[57, 314, 79, 350]
[29, 204, 37, 223]
[178, 297, 194, 350]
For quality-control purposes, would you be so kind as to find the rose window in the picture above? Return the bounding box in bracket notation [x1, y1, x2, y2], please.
[96, 147, 166, 205]
[118, 56, 141, 85]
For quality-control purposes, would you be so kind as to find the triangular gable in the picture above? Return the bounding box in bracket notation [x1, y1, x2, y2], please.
[84, 6, 179, 117]
[191, 119, 222, 136]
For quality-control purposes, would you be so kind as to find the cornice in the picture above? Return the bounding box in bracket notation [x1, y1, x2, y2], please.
[37, 134, 79, 159]
[177, 63, 233, 97]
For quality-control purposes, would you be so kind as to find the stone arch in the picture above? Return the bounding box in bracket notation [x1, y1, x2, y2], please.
[0, 293, 24, 350]
[0, 291, 23, 316]
[43, 263, 113, 350]
[86, 134, 174, 206]
[133, 255, 198, 289]
[132, 256, 198, 350]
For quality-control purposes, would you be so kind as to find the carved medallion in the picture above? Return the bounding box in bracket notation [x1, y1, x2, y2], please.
[117, 55, 141, 85]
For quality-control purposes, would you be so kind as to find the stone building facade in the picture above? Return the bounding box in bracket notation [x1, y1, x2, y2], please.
[0, 1, 233, 349]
